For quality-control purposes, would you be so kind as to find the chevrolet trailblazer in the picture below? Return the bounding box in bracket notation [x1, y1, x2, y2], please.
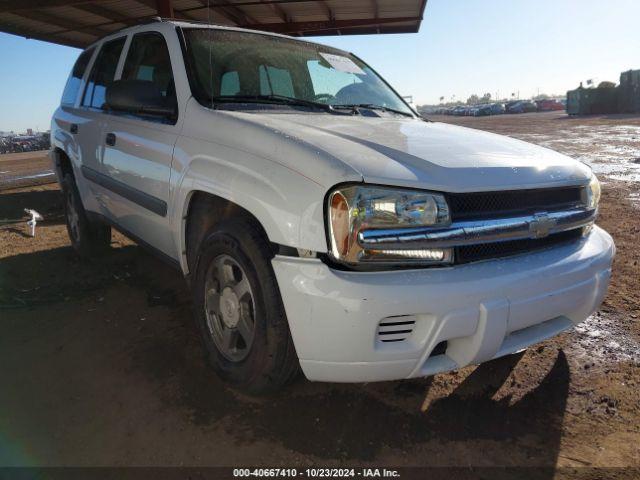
[50, 19, 614, 393]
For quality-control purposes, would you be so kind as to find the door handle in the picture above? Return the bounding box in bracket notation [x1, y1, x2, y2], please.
[70, 124, 78, 134]
[105, 132, 116, 146]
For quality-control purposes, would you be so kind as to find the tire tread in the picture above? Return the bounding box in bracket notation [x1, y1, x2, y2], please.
[193, 217, 299, 394]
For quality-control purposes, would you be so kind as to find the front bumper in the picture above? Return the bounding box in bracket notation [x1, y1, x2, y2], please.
[272, 226, 615, 382]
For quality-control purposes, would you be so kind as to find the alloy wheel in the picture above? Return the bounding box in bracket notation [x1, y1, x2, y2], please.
[204, 254, 256, 362]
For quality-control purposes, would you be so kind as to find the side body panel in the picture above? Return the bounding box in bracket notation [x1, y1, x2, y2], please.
[99, 25, 191, 258]
[100, 120, 179, 255]
[50, 46, 106, 215]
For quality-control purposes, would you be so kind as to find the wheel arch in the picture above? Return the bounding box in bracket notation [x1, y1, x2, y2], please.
[51, 147, 74, 181]
[181, 190, 280, 278]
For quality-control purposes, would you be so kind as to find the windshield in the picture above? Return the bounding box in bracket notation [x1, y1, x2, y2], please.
[182, 28, 413, 115]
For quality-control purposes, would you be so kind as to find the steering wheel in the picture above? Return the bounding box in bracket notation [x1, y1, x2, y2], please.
[313, 93, 336, 103]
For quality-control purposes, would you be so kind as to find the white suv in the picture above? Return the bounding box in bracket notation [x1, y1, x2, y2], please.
[51, 19, 614, 393]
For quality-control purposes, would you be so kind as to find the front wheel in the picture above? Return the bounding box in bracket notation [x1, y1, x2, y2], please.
[192, 218, 299, 394]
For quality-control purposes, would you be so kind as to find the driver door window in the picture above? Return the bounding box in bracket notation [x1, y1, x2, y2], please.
[121, 31, 177, 119]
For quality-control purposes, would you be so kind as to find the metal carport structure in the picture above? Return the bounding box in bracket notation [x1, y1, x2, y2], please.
[0, 0, 427, 48]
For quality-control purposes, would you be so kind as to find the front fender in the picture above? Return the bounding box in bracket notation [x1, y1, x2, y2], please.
[170, 136, 328, 274]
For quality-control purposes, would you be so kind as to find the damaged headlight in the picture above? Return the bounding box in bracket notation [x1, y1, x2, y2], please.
[327, 185, 452, 267]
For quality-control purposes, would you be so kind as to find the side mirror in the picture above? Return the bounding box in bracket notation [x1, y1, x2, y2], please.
[105, 80, 176, 119]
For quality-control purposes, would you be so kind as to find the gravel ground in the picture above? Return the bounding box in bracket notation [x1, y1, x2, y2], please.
[0, 112, 638, 476]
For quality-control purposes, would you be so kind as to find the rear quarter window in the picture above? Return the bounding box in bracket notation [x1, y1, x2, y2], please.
[61, 47, 95, 106]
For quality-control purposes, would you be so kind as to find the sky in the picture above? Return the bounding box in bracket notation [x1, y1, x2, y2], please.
[1, 0, 639, 132]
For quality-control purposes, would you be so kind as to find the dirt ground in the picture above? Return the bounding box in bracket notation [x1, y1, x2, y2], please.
[0, 150, 54, 190]
[0, 112, 638, 476]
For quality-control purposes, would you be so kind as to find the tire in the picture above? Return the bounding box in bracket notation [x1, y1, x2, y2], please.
[61, 173, 111, 258]
[192, 217, 299, 394]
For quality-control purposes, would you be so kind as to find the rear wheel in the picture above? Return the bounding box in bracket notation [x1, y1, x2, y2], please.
[192, 218, 299, 394]
[61, 173, 111, 257]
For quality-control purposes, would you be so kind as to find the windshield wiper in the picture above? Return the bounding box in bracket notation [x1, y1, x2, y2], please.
[332, 103, 415, 118]
[210, 94, 336, 113]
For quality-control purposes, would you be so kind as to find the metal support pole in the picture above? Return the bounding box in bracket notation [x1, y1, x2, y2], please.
[156, 0, 174, 18]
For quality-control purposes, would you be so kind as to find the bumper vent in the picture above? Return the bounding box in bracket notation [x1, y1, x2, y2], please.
[447, 186, 584, 221]
[377, 316, 416, 343]
[429, 341, 448, 357]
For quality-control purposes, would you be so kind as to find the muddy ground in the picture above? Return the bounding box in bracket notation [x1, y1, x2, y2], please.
[0, 112, 638, 476]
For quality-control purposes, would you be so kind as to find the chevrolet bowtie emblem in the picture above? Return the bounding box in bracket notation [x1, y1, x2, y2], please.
[529, 212, 557, 239]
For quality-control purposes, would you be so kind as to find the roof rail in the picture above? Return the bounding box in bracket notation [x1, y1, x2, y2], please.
[158, 17, 223, 27]
[88, 16, 171, 45]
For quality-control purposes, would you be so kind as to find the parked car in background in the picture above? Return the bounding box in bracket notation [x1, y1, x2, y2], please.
[473, 104, 494, 116]
[490, 103, 506, 114]
[51, 20, 614, 393]
[504, 100, 519, 112]
[0, 133, 50, 154]
[536, 99, 565, 112]
[507, 100, 537, 114]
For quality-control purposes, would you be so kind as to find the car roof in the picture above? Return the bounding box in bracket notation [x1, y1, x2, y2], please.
[87, 17, 346, 54]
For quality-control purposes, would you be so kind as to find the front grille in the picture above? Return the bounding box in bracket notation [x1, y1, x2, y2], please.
[447, 186, 584, 221]
[455, 229, 583, 264]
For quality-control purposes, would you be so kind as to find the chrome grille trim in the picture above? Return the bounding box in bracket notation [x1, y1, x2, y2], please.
[358, 207, 597, 250]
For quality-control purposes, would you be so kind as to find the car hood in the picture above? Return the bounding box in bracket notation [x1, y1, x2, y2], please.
[226, 111, 592, 192]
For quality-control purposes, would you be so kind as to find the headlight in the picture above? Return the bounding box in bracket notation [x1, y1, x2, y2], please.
[327, 185, 452, 267]
[585, 174, 601, 209]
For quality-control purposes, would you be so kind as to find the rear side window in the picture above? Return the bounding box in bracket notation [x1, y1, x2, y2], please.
[122, 32, 176, 104]
[82, 37, 126, 110]
[61, 47, 94, 106]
